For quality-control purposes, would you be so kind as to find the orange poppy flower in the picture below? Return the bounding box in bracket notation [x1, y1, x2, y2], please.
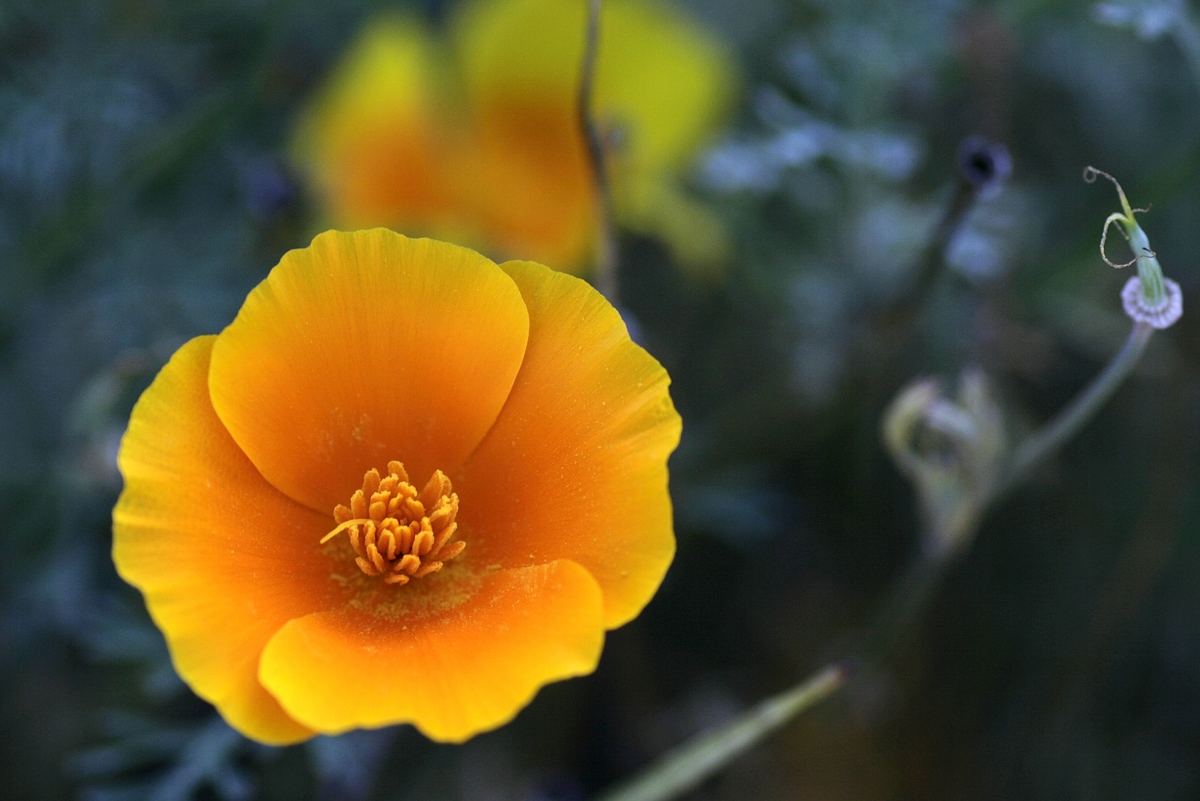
[112, 229, 680, 744]
[291, 0, 736, 273]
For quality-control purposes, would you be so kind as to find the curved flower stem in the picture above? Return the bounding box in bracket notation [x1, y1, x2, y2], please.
[890, 179, 976, 318]
[864, 551, 951, 659]
[992, 321, 1154, 501]
[578, 0, 619, 302]
[593, 663, 850, 801]
[876, 136, 1009, 344]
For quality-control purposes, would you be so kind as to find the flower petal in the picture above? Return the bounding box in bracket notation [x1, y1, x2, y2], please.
[291, 14, 453, 230]
[208, 229, 530, 514]
[113, 336, 342, 745]
[595, 0, 736, 173]
[258, 560, 604, 742]
[455, 96, 595, 272]
[458, 261, 681, 628]
[453, 0, 735, 173]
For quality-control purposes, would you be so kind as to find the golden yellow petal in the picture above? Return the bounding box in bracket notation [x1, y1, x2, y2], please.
[113, 337, 342, 745]
[453, 0, 736, 173]
[258, 560, 604, 742]
[453, 95, 596, 272]
[458, 260, 680, 628]
[291, 13, 455, 229]
[208, 229, 529, 514]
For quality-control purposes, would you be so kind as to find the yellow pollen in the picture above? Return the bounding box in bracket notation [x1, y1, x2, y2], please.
[322, 461, 465, 585]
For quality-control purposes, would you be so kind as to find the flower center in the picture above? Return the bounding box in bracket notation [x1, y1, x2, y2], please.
[320, 461, 464, 585]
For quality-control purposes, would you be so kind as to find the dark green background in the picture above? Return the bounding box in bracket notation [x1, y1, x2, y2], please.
[2, 0, 1199, 798]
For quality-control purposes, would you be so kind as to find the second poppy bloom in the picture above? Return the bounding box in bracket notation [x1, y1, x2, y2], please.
[113, 229, 680, 744]
[292, 0, 736, 273]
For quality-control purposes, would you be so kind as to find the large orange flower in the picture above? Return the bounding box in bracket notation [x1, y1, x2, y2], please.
[112, 229, 680, 744]
[291, 0, 736, 273]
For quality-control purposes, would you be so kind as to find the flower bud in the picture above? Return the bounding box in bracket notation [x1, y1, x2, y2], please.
[956, 136, 1012, 199]
[882, 368, 1007, 560]
[1084, 166, 1182, 328]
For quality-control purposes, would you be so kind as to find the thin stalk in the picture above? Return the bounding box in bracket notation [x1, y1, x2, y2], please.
[882, 136, 1010, 328]
[578, 0, 619, 302]
[896, 179, 976, 314]
[994, 321, 1154, 500]
[863, 553, 949, 661]
[593, 663, 850, 801]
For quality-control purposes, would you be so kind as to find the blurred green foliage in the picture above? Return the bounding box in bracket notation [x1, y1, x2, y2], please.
[2, 0, 1200, 799]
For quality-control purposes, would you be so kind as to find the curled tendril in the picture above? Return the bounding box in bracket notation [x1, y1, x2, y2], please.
[1082, 165, 1112, 185]
[1086, 165, 1153, 269]
[1083, 166, 1126, 198]
[1080, 169, 1152, 219]
[1098, 219, 1158, 269]
[1099, 212, 1137, 268]
[1084, 166, 1135, 216]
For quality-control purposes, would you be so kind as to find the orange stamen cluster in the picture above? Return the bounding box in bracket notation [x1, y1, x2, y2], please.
[321, 461, 464, 585]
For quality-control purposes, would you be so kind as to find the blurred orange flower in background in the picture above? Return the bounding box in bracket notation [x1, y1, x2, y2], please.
[291, 0, 736, 274]
[112, 229, 681, 744]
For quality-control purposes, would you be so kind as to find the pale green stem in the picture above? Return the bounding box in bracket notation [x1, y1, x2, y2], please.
[593, 663, 849, 801]
[994, 321, 1154, 500]
[1126, 222, 1167, 306]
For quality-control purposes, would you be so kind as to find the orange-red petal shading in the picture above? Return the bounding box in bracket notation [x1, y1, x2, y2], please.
[458, 261, 680, 628]
[208, 230, 530, 514]
[457, 95, 595, 272]
[113, 337, 343, 745]
[258, 560, 604, 742]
